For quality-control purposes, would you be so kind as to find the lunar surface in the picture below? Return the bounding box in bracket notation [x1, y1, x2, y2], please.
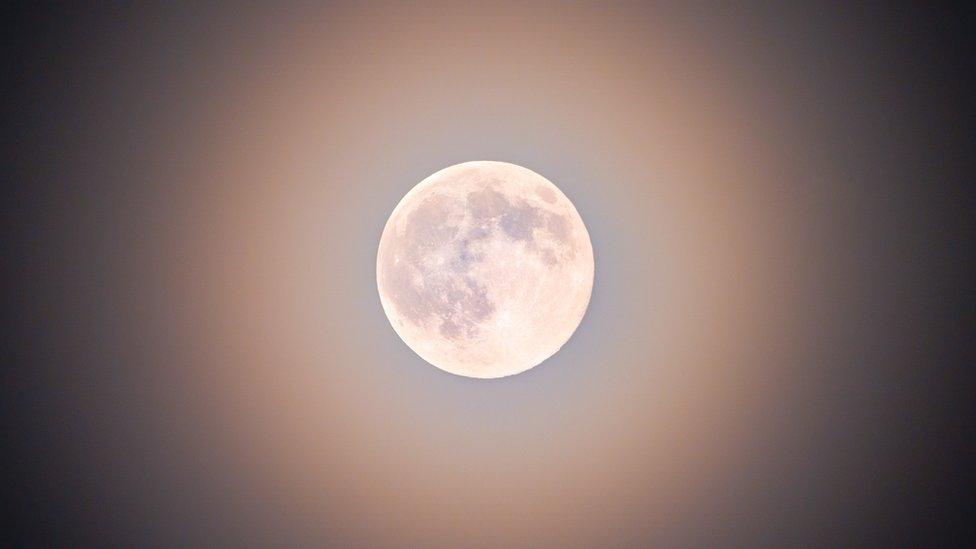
[376, 161, 594, 378]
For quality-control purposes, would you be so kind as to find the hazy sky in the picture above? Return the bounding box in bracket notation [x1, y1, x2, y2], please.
[6, 2, 974, 546]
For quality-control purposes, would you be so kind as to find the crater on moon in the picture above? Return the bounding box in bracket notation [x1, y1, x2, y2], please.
[377, 161, 594, 378]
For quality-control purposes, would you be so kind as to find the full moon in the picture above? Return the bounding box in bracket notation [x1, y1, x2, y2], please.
[376, 161, 594, 378]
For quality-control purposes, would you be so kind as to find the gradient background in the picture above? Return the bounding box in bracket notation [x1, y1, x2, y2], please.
[5, 2, 974, 546]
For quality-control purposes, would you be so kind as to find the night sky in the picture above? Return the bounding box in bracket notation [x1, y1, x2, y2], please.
[5, 2, 975, 546]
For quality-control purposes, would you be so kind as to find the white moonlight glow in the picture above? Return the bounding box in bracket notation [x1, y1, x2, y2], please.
[376, 161, 594, 378]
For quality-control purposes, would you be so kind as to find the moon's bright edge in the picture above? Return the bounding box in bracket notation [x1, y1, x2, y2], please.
[377, 161, 594, 378]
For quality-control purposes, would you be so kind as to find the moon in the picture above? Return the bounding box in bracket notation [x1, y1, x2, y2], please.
[376, 161, 594, 378]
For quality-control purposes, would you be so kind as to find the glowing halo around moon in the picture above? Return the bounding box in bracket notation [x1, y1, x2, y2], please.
[376, 161, 594, 379]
